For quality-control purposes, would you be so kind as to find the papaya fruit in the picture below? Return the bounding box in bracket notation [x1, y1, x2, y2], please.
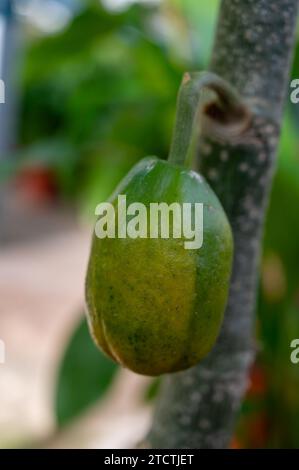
[85, 72, 234, 376]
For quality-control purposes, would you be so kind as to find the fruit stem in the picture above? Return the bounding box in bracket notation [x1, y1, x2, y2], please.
[168, 71, 250, 167]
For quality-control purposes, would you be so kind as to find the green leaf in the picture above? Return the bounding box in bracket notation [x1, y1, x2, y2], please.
[144, 378, 161, 402]
[55, 316, 118, 426]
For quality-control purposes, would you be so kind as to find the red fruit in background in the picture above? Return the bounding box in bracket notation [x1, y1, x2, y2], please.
[230, 437, 242, 449]
[247, 413, 270, 448]
[15, 167, 58, 205]
[247, 362, 268, 398]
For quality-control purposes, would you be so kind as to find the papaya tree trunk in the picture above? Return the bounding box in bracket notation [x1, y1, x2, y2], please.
[146, 0, 298, 448]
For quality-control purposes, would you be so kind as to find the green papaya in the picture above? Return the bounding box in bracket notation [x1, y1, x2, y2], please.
[86, 156, 232, 376]
[85, 72, 235, 376]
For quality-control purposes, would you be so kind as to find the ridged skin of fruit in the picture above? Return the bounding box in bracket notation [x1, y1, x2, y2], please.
[85, 157, 233, 376]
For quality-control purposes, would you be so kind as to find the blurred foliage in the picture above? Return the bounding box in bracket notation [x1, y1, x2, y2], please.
[14, 0, 299, 447]
[18, 1, 180, 212]
[17, 0, 218, 212]
[55, 317, 118, 426]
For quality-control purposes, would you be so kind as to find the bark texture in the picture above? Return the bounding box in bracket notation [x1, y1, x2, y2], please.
[147, 0, 298, 448]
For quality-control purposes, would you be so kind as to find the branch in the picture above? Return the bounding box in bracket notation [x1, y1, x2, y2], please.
[146, 0, 298, 448]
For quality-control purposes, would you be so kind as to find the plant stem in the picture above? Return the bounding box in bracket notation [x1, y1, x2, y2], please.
[147, 0, 298, 449]
[168, 71, 249, 167]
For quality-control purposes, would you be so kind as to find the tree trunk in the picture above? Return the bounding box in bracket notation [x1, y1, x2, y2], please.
[146, 0, 298, 449]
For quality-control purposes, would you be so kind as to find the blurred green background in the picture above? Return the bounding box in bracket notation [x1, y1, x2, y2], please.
[2, 0, 299, 448]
